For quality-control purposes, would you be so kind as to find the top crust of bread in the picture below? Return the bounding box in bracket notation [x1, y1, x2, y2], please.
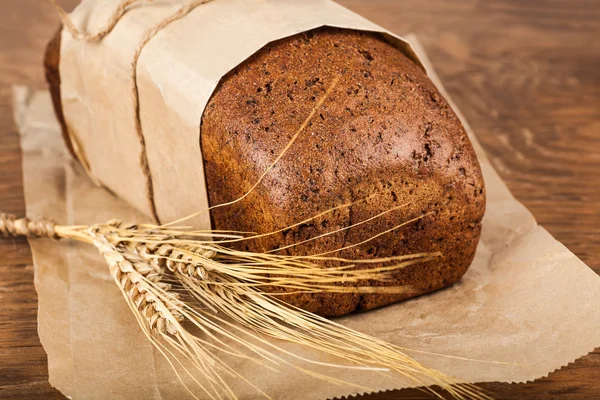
[200, 27, 485, 316]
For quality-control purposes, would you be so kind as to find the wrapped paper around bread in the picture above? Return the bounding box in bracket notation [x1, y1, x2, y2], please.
[49, 0, 485, 316]
[19, 34, 600, 400]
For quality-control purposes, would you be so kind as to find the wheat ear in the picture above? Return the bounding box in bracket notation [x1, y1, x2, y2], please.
[1, 212, 492, 399]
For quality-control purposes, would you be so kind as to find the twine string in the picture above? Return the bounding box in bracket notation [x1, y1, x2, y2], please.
[130, 0, 215, 222]
[0, 213, 59, 239]
[48, 0, 152, 42]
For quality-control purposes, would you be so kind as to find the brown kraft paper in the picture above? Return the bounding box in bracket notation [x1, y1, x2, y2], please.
[12, 34, 600, 399]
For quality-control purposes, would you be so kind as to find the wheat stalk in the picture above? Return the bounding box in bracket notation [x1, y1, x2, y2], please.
[0, 211, 491, 400]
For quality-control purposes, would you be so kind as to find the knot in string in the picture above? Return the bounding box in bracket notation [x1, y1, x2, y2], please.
[48, 0, 153, 42]
[0, 213, 59, 239]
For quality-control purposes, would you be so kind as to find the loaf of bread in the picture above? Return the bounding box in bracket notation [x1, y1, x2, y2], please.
[45, 27, 485, 317]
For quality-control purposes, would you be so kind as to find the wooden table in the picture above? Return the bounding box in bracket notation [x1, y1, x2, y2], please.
[1, 1, 599, 398]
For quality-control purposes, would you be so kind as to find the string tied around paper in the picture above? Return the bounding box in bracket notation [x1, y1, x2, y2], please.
[49, 0, 153, 42]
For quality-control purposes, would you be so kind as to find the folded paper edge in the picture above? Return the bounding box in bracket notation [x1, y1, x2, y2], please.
[336, 340, 600, 400]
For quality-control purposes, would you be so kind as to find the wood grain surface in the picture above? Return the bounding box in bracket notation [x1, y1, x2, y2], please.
[1, 0, 599, 399]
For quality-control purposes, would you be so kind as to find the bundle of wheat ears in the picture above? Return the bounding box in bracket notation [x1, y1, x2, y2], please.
[0, 0, 492, 398]
[0, 210, 487, 400]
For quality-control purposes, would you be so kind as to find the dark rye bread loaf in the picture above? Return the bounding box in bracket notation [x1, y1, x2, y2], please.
[45, 27, 485, 317]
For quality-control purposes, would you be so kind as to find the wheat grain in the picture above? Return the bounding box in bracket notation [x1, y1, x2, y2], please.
[89, 226, 185, 335]
[1, 211, 492, 400]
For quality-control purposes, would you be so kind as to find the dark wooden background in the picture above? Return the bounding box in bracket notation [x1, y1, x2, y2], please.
[1, 0, 599, 398]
